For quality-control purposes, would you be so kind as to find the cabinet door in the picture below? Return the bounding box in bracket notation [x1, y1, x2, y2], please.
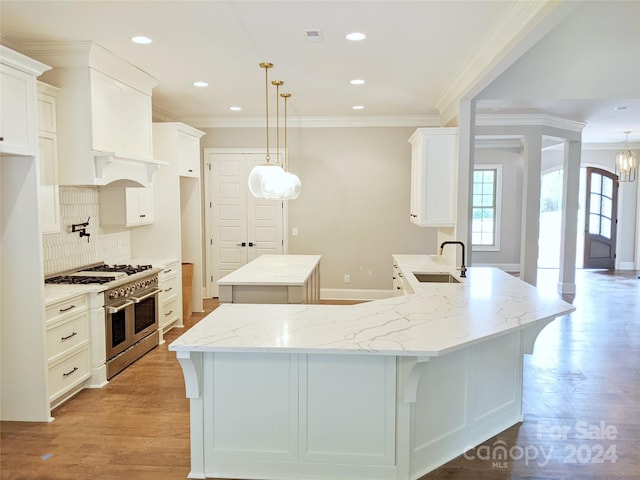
[38, 132, 61, 234]
[90, 70, 123, 153]
[408, 128, 458, 227]
[122, 87, 152, 159]
[178, 131, 200, 177]
[0, 64, 36, 156]
[125, 187, 154, 226]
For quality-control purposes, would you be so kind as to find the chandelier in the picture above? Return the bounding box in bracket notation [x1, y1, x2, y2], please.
[615, 131, 637, 183]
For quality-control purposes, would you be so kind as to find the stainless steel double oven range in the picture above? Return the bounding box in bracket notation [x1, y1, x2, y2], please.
[46, 263, 161, 379]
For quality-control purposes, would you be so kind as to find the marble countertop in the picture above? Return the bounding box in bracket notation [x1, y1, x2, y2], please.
[170, 255, 576, 357]
[217, 255, 321, 286]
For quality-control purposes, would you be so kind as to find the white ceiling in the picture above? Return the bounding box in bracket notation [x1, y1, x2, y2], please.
[1, 0, 638, 145]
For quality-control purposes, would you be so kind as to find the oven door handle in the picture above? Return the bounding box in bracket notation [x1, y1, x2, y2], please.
[105, 300, 134, 314]
[130, 288, 162, 304]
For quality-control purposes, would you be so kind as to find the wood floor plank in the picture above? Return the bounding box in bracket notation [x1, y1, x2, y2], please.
[2, 270, 639, 479]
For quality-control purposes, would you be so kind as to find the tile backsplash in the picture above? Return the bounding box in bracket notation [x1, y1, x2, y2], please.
[43, 187, 131, 274]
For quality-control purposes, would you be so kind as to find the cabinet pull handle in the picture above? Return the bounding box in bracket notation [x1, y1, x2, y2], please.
[61, 332, 78, 341]
[163, 268, 172, 273]
[165, 310, 173, 317]
[62, 366, 79, 377]
[236, 242, 246, 247]
[59, 305, 76, 313]
[0, 137, 4, 141]
[139, 214, 146, 218]
[188, 169, 193, 172]
[248, 242, 256, 247]
[164, 287, 173, 292]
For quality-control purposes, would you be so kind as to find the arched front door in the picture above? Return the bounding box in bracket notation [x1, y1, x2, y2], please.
[583, 167, 618, 269]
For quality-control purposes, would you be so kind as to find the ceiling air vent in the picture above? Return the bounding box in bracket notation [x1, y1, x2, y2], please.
[304, 30, 323, 42]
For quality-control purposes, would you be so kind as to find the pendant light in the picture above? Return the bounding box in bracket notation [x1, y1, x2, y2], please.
[615, 131, 637, 183]
[280, 92, 301, 199]
[247, 62, 287, 198]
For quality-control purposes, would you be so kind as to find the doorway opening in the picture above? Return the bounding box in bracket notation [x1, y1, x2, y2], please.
[538, 167, 618, 269]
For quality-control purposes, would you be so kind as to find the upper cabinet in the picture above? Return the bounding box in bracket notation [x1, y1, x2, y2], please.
[0, 45, 50, 157]
[408, 127, 458, 228]
[21, 42, 162, 186]
[153, 122, 205, 178]
[37, 81, 61, 234]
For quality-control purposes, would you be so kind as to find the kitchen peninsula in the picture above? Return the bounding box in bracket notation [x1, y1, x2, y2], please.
[217, 254, 321, 304]
[170, 255, 575, 480]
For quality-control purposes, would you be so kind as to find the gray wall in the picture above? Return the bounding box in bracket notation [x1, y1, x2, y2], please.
[201, 126, 438, 292]
[472, 147, 523, 267]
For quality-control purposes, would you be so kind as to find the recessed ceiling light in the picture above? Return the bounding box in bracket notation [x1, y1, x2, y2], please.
[131, 36, 152, 45]
[346, 32, 366, 41]
[352, 105, 364, 110]
[193, 81, 208, 87]
[350, 79, 365, 85]
[229, 106, 242, 112]
[614, 106, 628, 111]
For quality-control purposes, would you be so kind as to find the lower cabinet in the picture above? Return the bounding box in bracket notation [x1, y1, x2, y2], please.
[393, 262, 413, 296]
[45, 293, 91, 409]
[158, 261, 182, 343]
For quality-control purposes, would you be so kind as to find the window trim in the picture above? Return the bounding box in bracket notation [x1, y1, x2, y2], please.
[472, 164, 502, 252]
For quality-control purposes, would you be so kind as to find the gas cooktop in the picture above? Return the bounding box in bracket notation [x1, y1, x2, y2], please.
[45, 263, 154, 285]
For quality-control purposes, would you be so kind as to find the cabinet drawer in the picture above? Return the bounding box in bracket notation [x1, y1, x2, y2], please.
[48, 347, 90, 401]
[160, 296, 180, 329]
[159, 274, 180, 301]
[46, 294, 89, 323]
[46, 311, 89, 363]
[159, 262, 180, 281]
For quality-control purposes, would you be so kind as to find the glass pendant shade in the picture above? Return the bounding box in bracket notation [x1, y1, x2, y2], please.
[248, 163, 288, 198]
[615, 149, 637, 182]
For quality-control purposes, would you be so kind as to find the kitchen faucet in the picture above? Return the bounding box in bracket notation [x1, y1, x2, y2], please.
[439, 241, 467, 277]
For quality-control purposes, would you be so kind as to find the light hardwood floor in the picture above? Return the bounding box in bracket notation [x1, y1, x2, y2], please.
[2, 270, 638, 480]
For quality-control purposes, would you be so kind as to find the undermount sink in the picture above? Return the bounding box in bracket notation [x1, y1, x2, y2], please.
[413, 272, 460, 284]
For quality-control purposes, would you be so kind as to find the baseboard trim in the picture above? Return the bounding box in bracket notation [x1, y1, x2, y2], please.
[321, 288, 392, 301]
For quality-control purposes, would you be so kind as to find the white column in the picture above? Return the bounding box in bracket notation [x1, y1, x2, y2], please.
[557, 140, 581, 294]
[453, 98, 475, 265]
[520, 134, 542, 286]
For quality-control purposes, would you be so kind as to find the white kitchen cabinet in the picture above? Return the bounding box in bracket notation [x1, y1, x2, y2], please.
[131, 122, 206, 315]
[158, 261, 182, 343]
[45, 293, 91, 409]
[0, 46, 49, 156]
[91, 69, 153, 159]
[408, 127, 458, 227]
[22, 42, 160, 186]
[37, 82, 61, 234]
[178, 129, 201, 177]
[99, 186, 154, 227]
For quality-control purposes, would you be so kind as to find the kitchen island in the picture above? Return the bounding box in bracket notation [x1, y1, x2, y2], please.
[217, 254, 321, 304]
[170, 255, 575, 480]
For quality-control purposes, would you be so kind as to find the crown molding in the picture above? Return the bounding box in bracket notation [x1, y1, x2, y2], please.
[182, 115, 441, 129]
[436, 0, 577, 126]
[476, 113, 587, 132]
[475, 136, 524, 149]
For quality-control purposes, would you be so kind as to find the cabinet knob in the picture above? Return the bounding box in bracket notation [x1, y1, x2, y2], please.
[0, 137, 4, 142]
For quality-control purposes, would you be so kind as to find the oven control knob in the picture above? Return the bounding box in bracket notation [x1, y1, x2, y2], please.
[109, 291, 118, 299]
[119, 288, 125, 296]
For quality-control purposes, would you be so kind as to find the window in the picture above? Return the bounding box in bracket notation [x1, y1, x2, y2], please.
[472, 165, 502, 251]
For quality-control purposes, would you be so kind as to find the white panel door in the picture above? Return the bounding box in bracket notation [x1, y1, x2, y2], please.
[207, 151, 284, 296]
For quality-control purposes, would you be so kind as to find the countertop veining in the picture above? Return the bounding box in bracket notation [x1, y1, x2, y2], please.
[170, 255, 576, 357]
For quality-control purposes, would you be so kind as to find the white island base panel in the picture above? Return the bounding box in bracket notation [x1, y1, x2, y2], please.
[217, 255, 321, 304]
[177, 326, 538, 480]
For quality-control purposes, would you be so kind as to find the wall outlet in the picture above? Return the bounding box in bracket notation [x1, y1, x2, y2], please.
[292, 227, 298, 236]
[344, 274, 350, 283]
